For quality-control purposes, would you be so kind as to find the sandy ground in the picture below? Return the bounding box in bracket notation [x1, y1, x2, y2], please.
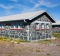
[0, 38, 60, 56]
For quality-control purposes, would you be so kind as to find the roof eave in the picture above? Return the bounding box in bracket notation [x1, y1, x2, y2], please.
[44, 12, 55, 23]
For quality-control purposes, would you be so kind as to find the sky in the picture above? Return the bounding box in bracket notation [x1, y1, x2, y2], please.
[0, 0, 60, 22]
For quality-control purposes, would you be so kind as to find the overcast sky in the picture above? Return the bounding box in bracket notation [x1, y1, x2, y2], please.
[0, 0, 60, 21]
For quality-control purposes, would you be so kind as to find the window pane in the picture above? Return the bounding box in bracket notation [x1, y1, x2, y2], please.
[11, 24, 14, 28]
[0, 24, 2, 28]
[41, 23, 45, 29]
[46, 24, 49, 29]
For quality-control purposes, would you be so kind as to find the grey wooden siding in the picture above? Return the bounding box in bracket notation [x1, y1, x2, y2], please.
[37, 15, 51, 22]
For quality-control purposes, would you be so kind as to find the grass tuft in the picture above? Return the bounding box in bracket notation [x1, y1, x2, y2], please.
[47, 53, 50, 56]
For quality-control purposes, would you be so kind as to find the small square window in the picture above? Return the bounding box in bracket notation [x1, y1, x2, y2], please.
[41, 23, 45, 29]
[46, 24, 49, 29]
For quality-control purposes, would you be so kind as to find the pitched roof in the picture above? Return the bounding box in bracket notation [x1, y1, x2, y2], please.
[52, 22, 60, 27]
[0, 10, 45, 22]
[0, 10, 55, 22]
[52, 21, 60, 25]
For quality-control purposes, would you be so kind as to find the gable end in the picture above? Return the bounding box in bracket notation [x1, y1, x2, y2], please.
[30, 12, 55, 23]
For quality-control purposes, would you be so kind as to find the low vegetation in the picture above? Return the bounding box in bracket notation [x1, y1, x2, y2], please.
[52, 33, 60, 38]
[36, 39, 51, 44]
[56, 44, 60, 46]
[0, 36, 30, 43]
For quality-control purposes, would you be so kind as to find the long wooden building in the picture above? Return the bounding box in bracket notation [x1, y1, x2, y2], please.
[0, 10, 55, 40]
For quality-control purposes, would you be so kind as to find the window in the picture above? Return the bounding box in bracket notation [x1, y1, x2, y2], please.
[2, 24, 5, 28]
[15, 25, 18, 28]
[19, 23, 24, 28]
[0, 24, 2, 28]
[11, 24, 14, 28]
[36, 23, 39, 29]
[46, 24, 49, 29]
[15, 23, 19, 28]
[41, 23, 45, 29]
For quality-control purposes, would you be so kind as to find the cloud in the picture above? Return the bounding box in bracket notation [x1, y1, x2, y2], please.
[0, 4, 14, 10]
[21, 0, 60, 13]
[29, 0, 60, 8]
[10, 0, 18, 2]
[0, 4, 32, 15]
[4, 10, 12, 15]
[0, 0, 60, 11]
[0, 4, 15, 15]
[0, 0, 60, 16]
[15, 4, 38, 13]
[39, 0, 60, 7]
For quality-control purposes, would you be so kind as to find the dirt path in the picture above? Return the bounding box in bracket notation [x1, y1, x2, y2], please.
[0, 38, 60, 56]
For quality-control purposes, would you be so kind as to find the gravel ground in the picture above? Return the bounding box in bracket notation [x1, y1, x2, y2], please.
[0, 38, 60, 56]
